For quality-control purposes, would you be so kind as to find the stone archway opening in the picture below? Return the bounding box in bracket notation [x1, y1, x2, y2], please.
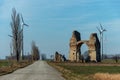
[81, 43, 89, 62]
[77, 41, 90, 62]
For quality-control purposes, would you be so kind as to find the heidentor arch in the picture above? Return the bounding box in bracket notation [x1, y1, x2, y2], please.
[69, 30, 101, 62]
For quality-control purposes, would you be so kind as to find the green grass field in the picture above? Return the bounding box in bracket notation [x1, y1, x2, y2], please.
[0, 60, 11, 67]
[58, 65, 120, 75]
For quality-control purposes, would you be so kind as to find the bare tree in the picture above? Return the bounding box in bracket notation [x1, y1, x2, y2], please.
[10, 8, 22, 62]
[113, 55, 119, 63]
[31, 41, 40, 61]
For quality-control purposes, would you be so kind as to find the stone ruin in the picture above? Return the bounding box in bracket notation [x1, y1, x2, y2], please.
[69, 30, 101, 62]
[54, 51, 66, 62]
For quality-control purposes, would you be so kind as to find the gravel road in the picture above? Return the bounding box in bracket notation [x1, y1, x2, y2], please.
[0, 61, 65, 80]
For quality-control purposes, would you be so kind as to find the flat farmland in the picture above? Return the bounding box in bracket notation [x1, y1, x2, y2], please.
[49, 61, 120, 80]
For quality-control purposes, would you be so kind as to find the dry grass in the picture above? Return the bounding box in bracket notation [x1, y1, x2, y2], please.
[0, 60, 33, 76]
[94, 73, 120, 80]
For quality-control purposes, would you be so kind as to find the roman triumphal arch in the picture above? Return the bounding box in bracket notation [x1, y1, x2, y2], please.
[69, 30, 101, 62]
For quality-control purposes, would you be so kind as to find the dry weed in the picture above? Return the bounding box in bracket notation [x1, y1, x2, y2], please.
[94, 73, 120, 80]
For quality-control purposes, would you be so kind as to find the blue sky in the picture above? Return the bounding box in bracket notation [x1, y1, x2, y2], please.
[0, 0, 120, 59]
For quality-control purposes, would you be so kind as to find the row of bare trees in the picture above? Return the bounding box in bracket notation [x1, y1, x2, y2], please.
[10, 8, 40, 62]
[31, 41, 40, 61]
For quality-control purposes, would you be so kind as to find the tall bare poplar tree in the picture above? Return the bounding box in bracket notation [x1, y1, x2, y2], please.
[10, 8, 22, 62]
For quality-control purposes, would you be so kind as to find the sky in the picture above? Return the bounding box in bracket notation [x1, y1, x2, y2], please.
[0, 0, 120, 59]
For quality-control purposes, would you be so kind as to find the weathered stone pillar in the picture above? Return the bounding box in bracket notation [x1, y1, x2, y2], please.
[87, 33, 101, 62]
[69, 31, 81, 62]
